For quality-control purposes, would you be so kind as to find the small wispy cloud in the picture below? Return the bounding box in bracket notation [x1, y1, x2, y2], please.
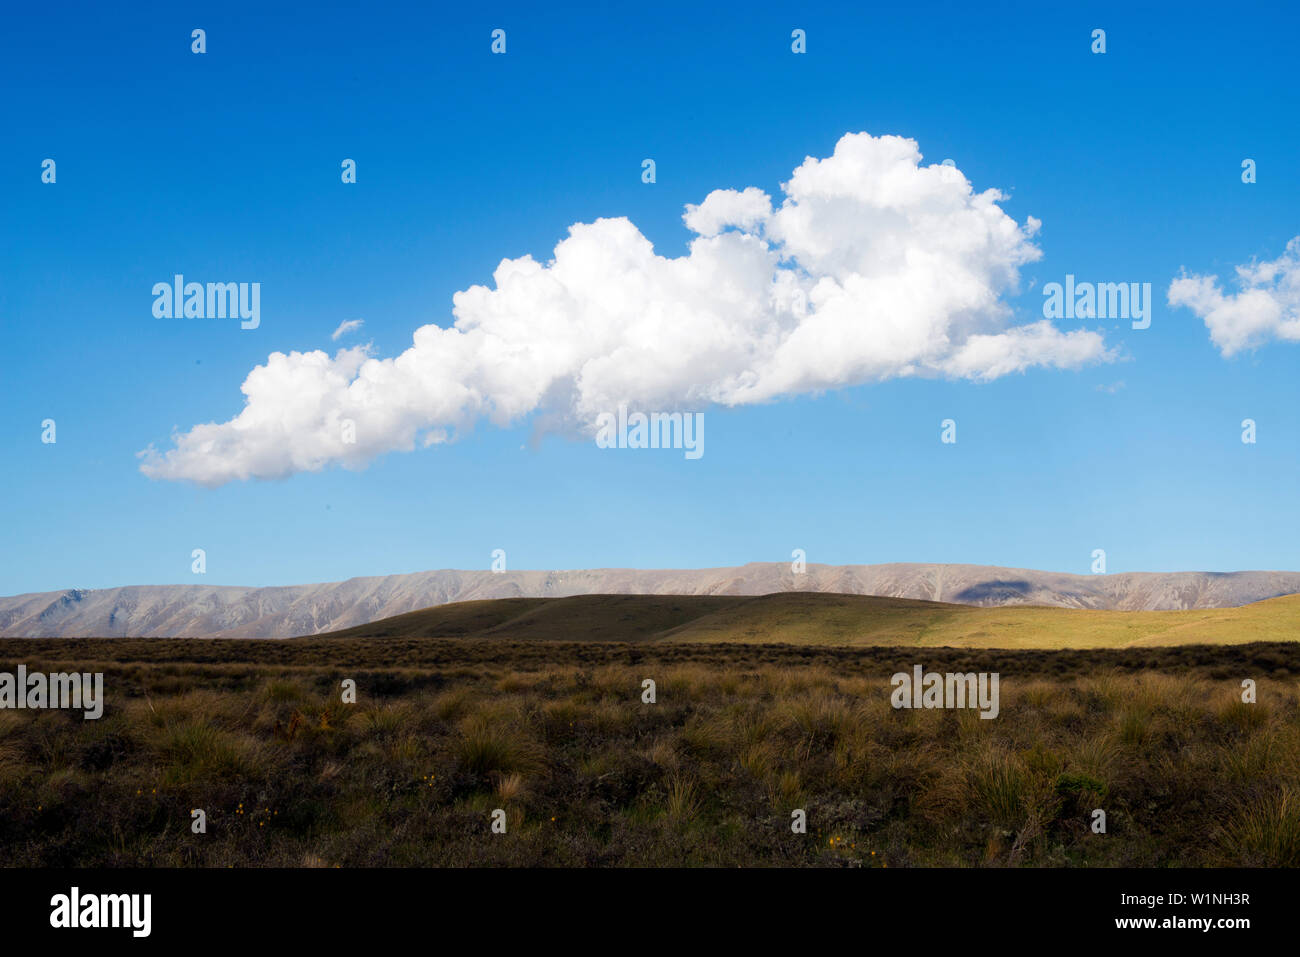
[331, 319, 365, 341]
[1168, 237, 1300, 356]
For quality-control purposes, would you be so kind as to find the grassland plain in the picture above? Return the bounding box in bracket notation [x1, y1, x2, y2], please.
[3, 628, 1300, 867]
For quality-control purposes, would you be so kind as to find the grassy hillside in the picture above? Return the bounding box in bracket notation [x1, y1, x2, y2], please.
[314, 591, 1300, 649]
[319, 595, 742, 642]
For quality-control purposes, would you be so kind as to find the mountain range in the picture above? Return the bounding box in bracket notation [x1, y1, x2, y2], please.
[3, 563, 1300, 638]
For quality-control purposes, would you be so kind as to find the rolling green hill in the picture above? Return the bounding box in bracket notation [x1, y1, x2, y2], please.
[313, 591, 1300, 648]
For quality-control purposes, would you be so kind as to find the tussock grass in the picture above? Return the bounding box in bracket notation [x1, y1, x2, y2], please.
[1222, 787, 1300, 866]
[0, 640, 1298, 865]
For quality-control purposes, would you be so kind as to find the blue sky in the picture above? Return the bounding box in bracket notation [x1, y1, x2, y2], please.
[3, 0, 1298, 594]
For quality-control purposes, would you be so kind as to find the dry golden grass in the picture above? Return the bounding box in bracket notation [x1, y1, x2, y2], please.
[1, 638, 1298, 866]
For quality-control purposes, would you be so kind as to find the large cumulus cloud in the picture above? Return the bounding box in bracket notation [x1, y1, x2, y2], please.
[139, 132, 1111, 486]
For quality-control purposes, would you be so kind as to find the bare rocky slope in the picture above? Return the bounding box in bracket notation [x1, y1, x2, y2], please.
[3, 563, 1300, 638]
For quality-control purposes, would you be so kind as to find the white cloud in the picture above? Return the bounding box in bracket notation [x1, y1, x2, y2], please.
[331, 318, 365, 340]
[1168, 237, 1300, 356]
[682, 186, 773, 237]
[139, 132, 1111, 486]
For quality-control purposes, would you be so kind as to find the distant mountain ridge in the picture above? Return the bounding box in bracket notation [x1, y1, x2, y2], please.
[2, 563, 1299, 639]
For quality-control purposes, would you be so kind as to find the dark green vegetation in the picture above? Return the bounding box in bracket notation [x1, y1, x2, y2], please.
[3, 633, 1300, 866]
